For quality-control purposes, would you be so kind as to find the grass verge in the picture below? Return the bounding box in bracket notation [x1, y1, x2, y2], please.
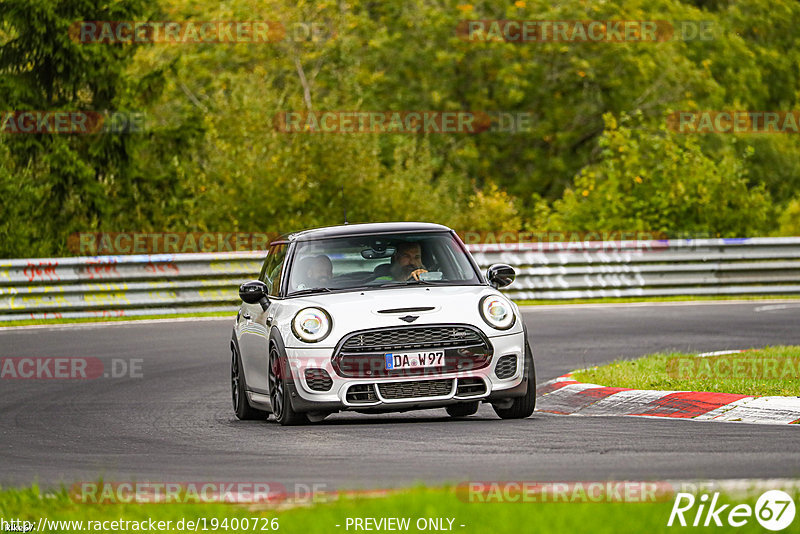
[572, 346, 800, 397]
[0, 484, 794, 534]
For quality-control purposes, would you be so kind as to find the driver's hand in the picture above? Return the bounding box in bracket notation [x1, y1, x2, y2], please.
[407, 268, 428, 281]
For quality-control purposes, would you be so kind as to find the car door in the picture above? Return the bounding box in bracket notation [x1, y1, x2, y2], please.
[237, 243, 287, 393]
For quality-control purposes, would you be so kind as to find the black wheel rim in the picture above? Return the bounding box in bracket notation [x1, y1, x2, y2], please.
[231, 349, 240, 412]
[269, 347, 284, 420]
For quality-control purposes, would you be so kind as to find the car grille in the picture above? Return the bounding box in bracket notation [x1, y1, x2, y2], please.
[333, 325, 493, 378]
[495, 355, 517, 379]
[304, 369, 333, 391]
[378, 379, 454, 400]
[341, 326, 483, 352]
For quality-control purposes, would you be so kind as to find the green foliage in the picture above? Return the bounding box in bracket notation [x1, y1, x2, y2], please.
[450, 182, 522, 232]
[547, 113, 773, 236]
[776, 197, 800, 236]
[0, 0, 202, 256]
[1, 0, 800, 257]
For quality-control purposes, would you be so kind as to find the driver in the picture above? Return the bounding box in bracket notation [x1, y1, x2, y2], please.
[391, 242, 428, 281]
[295, 255, 333, 288]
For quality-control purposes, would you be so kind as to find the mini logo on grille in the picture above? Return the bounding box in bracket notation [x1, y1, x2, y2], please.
[399, 315, 418, 323]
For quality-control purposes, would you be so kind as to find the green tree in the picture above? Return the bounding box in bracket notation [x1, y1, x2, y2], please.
[776, 197, 800, 236]
[548, 113, 773, 237]
[0, 0, 200, 256]
[3, 0, 800, 257]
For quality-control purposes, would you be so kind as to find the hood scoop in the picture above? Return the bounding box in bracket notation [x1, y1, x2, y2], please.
[377, 306, 436, 314]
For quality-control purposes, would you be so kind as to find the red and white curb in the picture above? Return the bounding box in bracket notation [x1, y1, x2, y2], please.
[536, 367, 800, 426]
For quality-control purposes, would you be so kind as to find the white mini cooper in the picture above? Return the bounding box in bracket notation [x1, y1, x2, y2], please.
[230, 222, 535, 425]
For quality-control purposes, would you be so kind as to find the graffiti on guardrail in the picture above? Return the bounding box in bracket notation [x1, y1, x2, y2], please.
[75, 259, 120, 280]
[144, 261, 179, 275]
[209, 260, 261, 274]
[23, 261, 60, 282]
[84, 292, 131, 306]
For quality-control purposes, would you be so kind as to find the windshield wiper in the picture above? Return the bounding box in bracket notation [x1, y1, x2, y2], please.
[289, 287, 333, 296]
[376, 279, 433, 288]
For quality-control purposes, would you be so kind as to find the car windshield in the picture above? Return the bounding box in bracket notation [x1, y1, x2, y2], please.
[286, 231, 480, 295]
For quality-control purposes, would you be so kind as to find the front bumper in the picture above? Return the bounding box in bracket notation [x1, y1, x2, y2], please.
[282, 332, 526, 413]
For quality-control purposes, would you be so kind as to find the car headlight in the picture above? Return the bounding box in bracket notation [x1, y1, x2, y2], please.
[292, 307, 332, 343]
[479, 295, 515, 330]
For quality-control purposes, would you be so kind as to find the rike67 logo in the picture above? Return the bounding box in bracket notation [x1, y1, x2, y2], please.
[668, 490, 796, 531]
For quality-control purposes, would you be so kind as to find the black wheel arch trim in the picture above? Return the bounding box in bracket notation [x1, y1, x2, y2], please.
[230, 329, 249, 391]
[487, 323, 534, 400]
[231, 328, 272, 413]
[269, 326, 344, 414]
[268, 327, 310, 413]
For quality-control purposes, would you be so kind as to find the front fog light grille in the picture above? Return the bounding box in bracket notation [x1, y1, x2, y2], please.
[456, 378, 486, 396]
[304, 368, 333, 391]
[346, 384, 377, 403]
[495, 355, 517, 379]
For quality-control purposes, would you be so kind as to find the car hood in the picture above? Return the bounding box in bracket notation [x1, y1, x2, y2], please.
[277, 285, 521, 347]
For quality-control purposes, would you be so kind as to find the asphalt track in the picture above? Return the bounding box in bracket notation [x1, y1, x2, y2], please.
[1, 301, 799, 490]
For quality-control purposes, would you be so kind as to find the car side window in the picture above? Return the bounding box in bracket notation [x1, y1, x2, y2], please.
[258, 254, 271, 283]
[259, 244, 288, 296]
[258, 248, 274, 283]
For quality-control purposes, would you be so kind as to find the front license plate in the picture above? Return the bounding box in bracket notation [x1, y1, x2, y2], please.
[385, 351, 445, 370]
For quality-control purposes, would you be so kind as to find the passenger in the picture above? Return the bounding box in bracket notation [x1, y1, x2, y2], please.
[295, 255, 333, 288]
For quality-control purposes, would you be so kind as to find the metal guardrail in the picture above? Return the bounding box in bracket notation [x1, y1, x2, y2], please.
[1, 237, 799, 321]
[0, 253, 262, 322]
[470, 237, 800, 300]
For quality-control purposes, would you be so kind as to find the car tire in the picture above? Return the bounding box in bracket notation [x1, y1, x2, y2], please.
[268, 343, 308, 426]
[492, 340, 536, 420]
[446, 402, 479, 418]
[231, 344, 267, 421]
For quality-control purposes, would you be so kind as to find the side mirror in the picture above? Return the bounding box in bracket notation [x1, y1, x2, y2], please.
[239, 280, 270, 310]
[486, 264, 515, 288]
